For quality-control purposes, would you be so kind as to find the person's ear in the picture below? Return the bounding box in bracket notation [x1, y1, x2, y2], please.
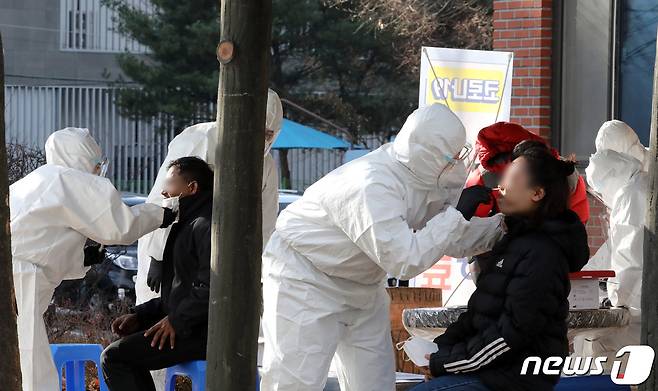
[531, 187, 545, 202]
[188, 181, 199, 195]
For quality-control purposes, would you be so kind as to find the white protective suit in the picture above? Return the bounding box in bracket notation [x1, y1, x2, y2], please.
[573, 149, 647, 369]
[260, 104, 504, 391]
[595, 120, 649, 171]
[10, 127, 165, 391]
[586, 150, 646, 315]
[136, 88, 284, 305]
[586, 120, 648, 271]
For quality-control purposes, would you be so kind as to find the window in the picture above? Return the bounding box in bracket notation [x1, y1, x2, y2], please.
[60, 0, 152, 53]
[66, 0, 90, 50]
[617, 0, 658, 145]
[558, 0, 613, 159]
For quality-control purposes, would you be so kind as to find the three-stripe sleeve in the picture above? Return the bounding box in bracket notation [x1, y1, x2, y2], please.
[442, 337, 511, 373]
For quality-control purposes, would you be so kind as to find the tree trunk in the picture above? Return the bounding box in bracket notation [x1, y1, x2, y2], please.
[0, 33, 23, 390]
[278, 149, 291, 189]
[206, 1, 272, 390]
[640, 28, 658, 391]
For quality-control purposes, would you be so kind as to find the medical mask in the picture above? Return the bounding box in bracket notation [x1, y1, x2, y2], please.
[437, 160, 468, 208]
[162, 196, 181, 214]
[436, 143, 472, 191]
[396, 337, 438, 367]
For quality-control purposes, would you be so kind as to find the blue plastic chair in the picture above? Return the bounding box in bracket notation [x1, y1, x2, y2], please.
[50, 343, 108, 391]
[556, 375, 631, 390]
[165, 360, 260, 391]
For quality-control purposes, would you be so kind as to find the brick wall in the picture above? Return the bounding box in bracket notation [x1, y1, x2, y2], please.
[493, 0, 553, 140]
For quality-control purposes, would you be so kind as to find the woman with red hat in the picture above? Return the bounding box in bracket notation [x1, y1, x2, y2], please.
[463, 122, 589, 224]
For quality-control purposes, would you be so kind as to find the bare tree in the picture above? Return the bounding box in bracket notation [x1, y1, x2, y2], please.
[0, 32, 23, 391]
[6, 143, 46, 185]
[327, 0, 493, 71]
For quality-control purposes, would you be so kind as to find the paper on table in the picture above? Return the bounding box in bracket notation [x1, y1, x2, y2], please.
[399, 337, 438, 367]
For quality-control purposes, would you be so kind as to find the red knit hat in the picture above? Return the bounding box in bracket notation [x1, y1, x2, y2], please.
[475, 122, 557, 173]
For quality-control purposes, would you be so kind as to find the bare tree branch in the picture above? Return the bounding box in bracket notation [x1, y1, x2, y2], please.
[325, 0, 493, 72]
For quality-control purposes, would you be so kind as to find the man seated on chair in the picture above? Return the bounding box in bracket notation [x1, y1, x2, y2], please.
[101, 156, 214, 391]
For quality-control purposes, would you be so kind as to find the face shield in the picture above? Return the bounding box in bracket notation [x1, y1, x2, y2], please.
[437, 143, 473, 186]
[435, 143, 473, 207]
[95, 157, 109, 177]
[92, 157, 109, 178]
[405, 143, 472, 229]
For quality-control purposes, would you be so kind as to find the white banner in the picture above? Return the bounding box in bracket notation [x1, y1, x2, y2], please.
[413, 47, 513, 305]
[419, 47, 514, 145]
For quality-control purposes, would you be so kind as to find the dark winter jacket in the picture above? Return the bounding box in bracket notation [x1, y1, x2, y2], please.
[429, 210, 589, 391]
[136, 190, 213, 339]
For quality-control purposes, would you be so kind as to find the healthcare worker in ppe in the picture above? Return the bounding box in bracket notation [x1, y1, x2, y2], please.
[585, 120, 648, 271]
[573, 149, 647, 370]
[136, 88, 283, 305]
[595, 120, 648, 171]
[260, 104, 505, 391]
[135, 89, 283, 390]
[10, 127, 175, 391]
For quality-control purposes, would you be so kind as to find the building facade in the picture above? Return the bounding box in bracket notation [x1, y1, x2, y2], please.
[1, 0, 349, 193]
[2, 0, 148, 86]
[492, 0, 657, 256]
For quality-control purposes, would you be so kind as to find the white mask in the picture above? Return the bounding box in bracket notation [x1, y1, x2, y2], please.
[162, 196, 181, 221]
[396, 337, 438, 367]
[405, 159, 468, 230]
[437, 159, 468, 207]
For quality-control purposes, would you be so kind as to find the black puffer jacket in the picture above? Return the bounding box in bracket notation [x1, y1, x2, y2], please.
[136, 190, 212, 339]
[429, 210, 589, 391]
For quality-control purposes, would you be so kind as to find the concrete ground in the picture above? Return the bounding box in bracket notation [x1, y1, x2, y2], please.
[323, 373, 424, 390]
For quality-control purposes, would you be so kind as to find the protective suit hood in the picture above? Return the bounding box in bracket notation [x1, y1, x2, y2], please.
[173, 89, 282, 162]
[392, 104, 466, 190]
[595, 120, 647, 169]
[45, 127, 102, 174]
[264, 89, 284, 155]
[169, 122, 217, 165]
[586, 149, 643, 207]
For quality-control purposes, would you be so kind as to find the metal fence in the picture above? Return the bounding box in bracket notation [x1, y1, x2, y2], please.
[4, 85, 383, 194]
[5, 85, 174, 194]
[273, 134, 386, 190]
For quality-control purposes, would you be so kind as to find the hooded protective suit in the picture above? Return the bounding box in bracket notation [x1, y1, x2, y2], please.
[595, 120, 649, 171]
[585, 149, 646, 315]
[136, 89, 284, 305]
[572, 149, 646, 370]
[586, 120, 648, 271]
[10, 127, 166, 391]
[260, 104, 504, 391]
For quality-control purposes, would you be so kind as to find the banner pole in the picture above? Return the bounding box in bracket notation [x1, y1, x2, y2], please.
[423, 47, 452, 111]
[495, 53, 513, 123]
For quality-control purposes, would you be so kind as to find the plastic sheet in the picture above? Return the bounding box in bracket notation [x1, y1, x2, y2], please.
[403, 306, 630, 331]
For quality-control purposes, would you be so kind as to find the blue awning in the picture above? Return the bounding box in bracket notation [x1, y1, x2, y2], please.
[273, 119, 350, 149]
